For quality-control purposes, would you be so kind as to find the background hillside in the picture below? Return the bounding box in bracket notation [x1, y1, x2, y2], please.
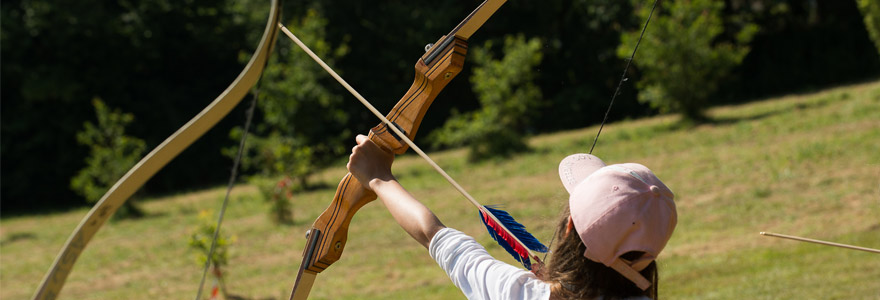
[3, 0, 879, 211]
[3, 80, 878, 299]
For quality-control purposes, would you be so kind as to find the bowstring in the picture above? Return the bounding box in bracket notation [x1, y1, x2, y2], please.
[588, 0, 659, 155]
[194, 56, 271, 300]
[543, 0, 660, 264]
[193, 1, 284, 297]
[194, 86, 261, 299]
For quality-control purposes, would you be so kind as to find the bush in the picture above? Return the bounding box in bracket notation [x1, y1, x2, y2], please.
[430, 34, 543, 161]
[188, 210, 235, 298]
[254, 176, 295, 224]
[619, 0, 758, 122]
[70, 98, 146, 218]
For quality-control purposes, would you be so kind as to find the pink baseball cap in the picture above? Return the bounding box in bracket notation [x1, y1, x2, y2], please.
[558, 154, 677, 290]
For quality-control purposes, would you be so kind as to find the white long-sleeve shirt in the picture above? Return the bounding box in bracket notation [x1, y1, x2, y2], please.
[429, 227, 551, 300]
[429, 227, 654, 300]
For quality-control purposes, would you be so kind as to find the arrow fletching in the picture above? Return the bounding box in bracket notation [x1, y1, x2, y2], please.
[479, 205, 548, 270]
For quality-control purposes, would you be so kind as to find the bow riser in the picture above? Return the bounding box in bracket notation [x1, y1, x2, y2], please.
[295, 36, 469, 277]
[371, 36, 468, 154]
[289, 2, 505, 298]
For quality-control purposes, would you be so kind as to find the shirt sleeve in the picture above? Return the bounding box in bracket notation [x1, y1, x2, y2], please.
[429, 227, 551, 300]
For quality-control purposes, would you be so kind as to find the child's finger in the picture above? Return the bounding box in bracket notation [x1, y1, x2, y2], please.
[355, 134, 368, 145]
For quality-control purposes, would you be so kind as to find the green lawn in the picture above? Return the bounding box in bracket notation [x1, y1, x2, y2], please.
[3, 80, 879, 299]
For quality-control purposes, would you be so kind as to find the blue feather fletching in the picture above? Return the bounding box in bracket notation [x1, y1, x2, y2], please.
[479, 205, 548, 270]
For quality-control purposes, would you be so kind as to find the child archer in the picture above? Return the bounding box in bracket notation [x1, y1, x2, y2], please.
[347, 134, 677, 300]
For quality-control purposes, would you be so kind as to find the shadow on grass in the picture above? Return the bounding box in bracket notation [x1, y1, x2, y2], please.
[274, 214, 314, 227]
[302, 181, 333, 191]
[111, 209, 169, 223]
[710, 91, 843, 126]
[225, 294, 277, 300]
[0, 231, 37, 245]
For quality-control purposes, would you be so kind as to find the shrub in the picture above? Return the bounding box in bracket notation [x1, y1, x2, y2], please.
[255, 176, 295, 224]
[70, 98, 146, 218]
[430, 34, 543, 161]
[188, 210, 235, 299]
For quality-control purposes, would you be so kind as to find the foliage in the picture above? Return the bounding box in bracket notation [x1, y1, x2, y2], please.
[70, 99, 146, 218]
[4, 0, 879, 213]
[2, 0, 258, 210]
[189, 210, 234, 269]
[228, 8, 350, 188]
[714, 1, 880, 101]
[619, 0, 758, 122]
[857, 0, 880, 56]
[255, 176, 295, 224]
[430, 35, 543, 161]
[4, 81, 878, 299]
[188, 209, 236, 298]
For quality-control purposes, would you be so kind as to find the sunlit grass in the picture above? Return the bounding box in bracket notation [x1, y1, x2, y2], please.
[2, 80, 879, 299]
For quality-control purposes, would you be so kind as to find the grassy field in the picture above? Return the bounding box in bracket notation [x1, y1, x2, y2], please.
[3, 80, 879, 299]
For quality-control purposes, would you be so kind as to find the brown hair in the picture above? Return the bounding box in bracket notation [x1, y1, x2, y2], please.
[543, 206, 658, 300]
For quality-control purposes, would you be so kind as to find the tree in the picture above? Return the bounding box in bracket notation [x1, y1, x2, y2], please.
[857, 0, 880, 56]
[1, 0, 255, 210]
[70, 99, 146, 218]
[430, 35, 543, 161]
[228, 8, 350, 190]
[619, 0, 758, 122]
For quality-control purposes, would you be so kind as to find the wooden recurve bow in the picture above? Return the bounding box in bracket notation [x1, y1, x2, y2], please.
[288, 1, 506, 299]
[32, 1, 282, 299]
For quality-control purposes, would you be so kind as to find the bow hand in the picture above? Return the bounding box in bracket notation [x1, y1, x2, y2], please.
[347, 134, 395, 190]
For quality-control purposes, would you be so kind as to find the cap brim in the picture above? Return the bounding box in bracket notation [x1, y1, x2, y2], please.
[558, 154, 606, 194]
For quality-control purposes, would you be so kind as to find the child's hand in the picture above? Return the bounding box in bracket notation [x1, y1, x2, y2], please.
[530, 256, 547, 280]
[346, 134, 395, 189]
